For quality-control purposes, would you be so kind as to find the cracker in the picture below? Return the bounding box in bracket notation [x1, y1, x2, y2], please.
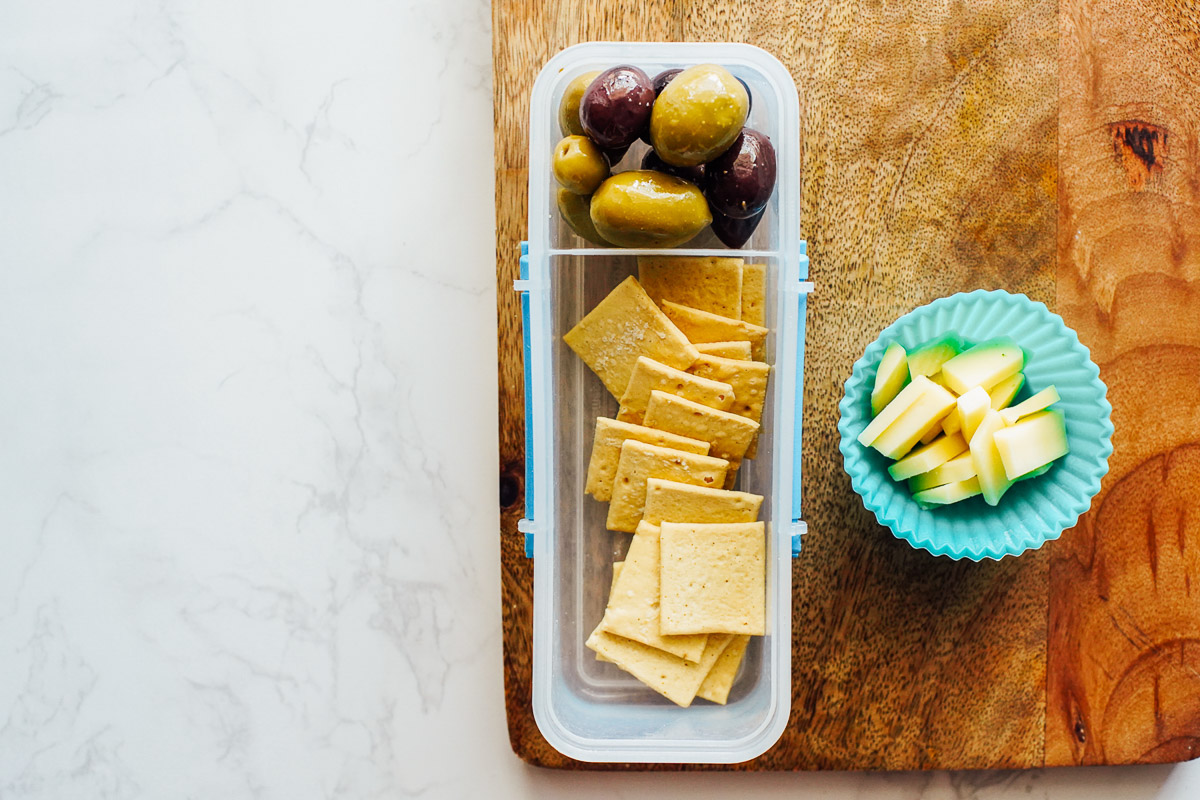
[643, 390, 759, 467]
[689, 354, 771, 459]
[643, 478, 762, 526]
[563, 276, 700, 398]
[586, 628, 733, 707]
[606, 440, 729, 533]
[697, 634, 750, 704]
[660, 522, 766, 636]
[739, 263, 766, 326]
[616, 356, 735, 425]
[695, 341, 753, 360]
[661, 300, 768, 361]
[637, 255, 744, 319]
[585, 418, 710, 502]
[599, 521, 709, 662]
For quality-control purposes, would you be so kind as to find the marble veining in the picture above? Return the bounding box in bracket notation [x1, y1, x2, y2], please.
[0, 0, 1197, 798]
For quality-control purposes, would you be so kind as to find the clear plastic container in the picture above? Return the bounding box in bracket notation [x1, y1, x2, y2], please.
[517, 42, 807, 764]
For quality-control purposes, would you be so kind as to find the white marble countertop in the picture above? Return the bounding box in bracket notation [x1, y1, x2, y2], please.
[1, 0, 1196, 797]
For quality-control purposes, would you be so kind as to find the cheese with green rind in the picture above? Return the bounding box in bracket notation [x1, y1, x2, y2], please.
[858, 376, 929, 447]
[941, 337, 1025, 394]
[913, 476, 982, 508]
[907, 452, 977, 492]
[888, 433, 968, 481]
[969, 409, 1014, 506]
[957, 386, 991, 443]
[988, 372, 1025, 410]
[999, 385, 1061, 426]
[906, 333, 963, 378]
[871, 380, 957, 460]
[993, 409, 1069, 479]
[871, 342, 910, 416]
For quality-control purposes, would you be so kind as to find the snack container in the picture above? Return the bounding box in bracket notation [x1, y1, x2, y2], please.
[515, 42, 807, 763]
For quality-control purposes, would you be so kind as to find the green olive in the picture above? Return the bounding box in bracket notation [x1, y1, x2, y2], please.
[588, 170, 712, 248]
[557, 188, 610, 245]
[649, 64, 749, 167]
[552, 135, 610, 195]
[558, 71, 601, 136]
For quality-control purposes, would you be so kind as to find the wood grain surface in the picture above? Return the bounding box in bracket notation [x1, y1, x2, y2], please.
[493, 0, 1200, 769]
[1047, 0, 1200, 767]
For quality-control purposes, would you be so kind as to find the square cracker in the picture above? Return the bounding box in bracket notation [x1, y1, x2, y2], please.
[689, 354, 771, 460]
[587, 628, 733, 707]
[563, 276, 700, 398]
[616, 356, 735, 425]
[695, 341, 752, 360]
[660, 521, 766, 636]
[586, 418, 710, 502]
[643, 478, 762, 526]
[607, 440, 729, 533]
[644, 390, 759, 466]
[739, 263, 766, 326]
[599, 521, 709, 662]
[661, 300, 768, 361]
[637, 255, 744, 319]
[697, 634, 751, 704]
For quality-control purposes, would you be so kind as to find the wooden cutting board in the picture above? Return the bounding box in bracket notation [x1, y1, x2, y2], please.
[493, 0, 1200, 770]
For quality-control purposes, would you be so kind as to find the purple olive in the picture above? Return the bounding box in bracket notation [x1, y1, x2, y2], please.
[641, 148, 704, 184]
[710, 206, 765, 249]
[702, 128, 776, 219]
[579, 65, 655, 150]
[640, 69, 685, 144]
[603, 143, 631, 168]
[651, 68, 683, 96]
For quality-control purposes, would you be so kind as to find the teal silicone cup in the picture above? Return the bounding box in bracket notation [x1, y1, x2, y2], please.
[838, 290, 1114, 560]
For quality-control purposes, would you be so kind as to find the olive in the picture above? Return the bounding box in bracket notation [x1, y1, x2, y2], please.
[639, 69, 685, 144]
[553, 135, 609, 195]
[703, 128, 776, 218]
[649, 64, 748, 167]
[589, 170, 712, 248]
[736, 76, 753, 115]
[557, 188, 609, 246]
[641, 148, 704, 185]
[602, 143, 630, 168]
[710, 206, 765, 249]
[580, 65, 655, 150]
[651, 68, 683, 96]
[558, 71, 600, 137]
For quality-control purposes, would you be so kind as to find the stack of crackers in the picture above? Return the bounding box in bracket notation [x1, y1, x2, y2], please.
[562, 256, 771, 707]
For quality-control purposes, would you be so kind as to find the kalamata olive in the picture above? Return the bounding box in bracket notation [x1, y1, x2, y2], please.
[649, 64, 749, 167]
[580, 66, 655, 150]
[710, 206, 765, 248]
[553, 135, 609, 195]
[589, 170, 712, 248]
[702, 128, 776, 219]
[641, 148, 705, 185]
[558, 71, 601, 136]
[640, 69, 685, 144]
[651, 68, 683, 96]
[602, 143, 630, 168]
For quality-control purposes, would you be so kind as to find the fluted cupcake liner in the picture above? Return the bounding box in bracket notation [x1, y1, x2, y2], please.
[837, 290, 1114, 561]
